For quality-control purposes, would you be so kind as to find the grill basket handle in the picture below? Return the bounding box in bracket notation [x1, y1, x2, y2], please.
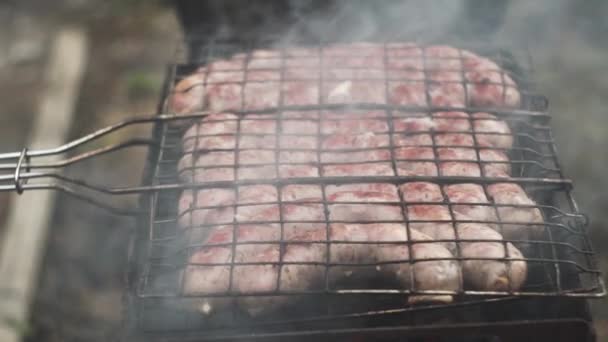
[0, 112, 209, 215]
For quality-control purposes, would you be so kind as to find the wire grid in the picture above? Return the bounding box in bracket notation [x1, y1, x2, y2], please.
[131, 39, 603, 333]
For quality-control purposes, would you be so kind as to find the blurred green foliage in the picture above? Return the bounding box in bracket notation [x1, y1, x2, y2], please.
[124, 70, 160, 100]
[3, 317, 32, 339]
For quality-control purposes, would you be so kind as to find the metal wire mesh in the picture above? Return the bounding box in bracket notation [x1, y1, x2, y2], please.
[127, 37, 604, 336]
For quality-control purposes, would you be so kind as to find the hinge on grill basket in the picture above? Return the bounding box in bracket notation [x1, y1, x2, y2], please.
[14, 148, 30, 194]
[0, 112, 210, 216]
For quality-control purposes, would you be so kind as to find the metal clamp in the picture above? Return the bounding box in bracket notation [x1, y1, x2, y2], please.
[14, 147, 29, 194]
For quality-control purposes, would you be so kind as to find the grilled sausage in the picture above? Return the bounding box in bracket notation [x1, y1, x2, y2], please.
[171, 42, 531, 317]
[168, 43, 520, 116]
[400, 182, 527, 291]
[178, 108, 513, 183]
[486, 183, 545, 240]
[182, 223, 460, 316]
[472, 112, 513, 149]
[413, 182, 543, 242]
[166, 69, 206, 127]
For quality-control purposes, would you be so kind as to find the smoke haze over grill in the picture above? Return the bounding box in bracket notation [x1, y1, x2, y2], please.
[6, 0, 607, 340]
[178, 0, 495, 45]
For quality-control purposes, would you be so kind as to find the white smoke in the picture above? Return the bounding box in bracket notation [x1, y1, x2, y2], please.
[281, 0, 467, 43]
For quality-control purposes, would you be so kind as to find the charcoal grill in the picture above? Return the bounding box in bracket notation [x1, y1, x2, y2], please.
[0, 1, 605, 341]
